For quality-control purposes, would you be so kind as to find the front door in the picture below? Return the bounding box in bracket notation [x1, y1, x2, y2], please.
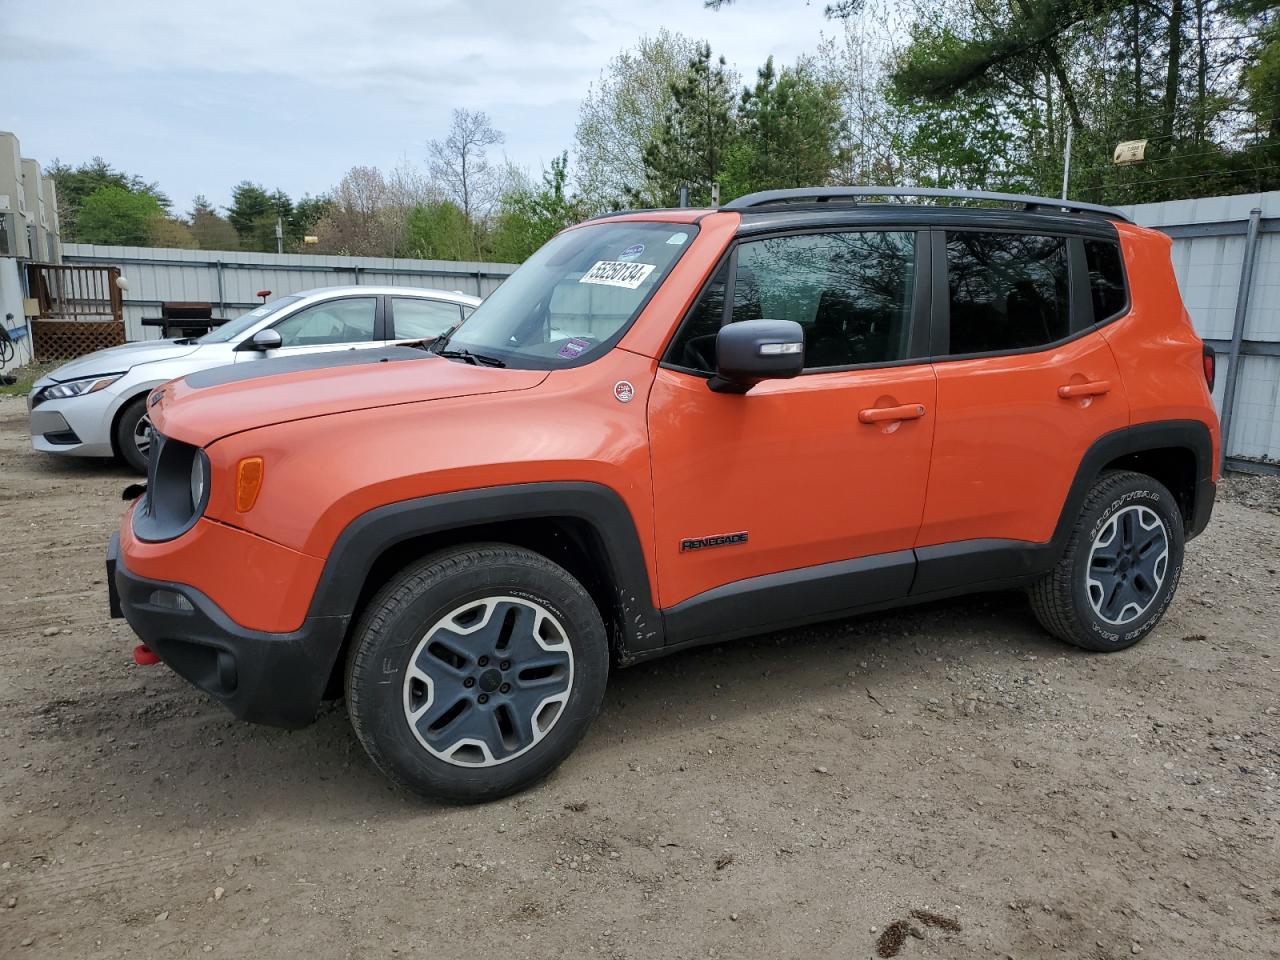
[648, 229, 937, 638]
[237, 295, 386, 361]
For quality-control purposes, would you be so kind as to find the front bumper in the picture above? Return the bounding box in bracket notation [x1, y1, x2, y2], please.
[29, 388, 116, 457]
[108, 533, 349, 729]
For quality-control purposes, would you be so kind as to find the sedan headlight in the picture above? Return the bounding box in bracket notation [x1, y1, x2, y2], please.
[32, 374, 123, 406]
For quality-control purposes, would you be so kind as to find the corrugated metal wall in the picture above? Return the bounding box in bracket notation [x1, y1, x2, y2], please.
[60, 244, 518, 343]
[60, 194, 1279, 469]
[1121, 191, 1280, 470]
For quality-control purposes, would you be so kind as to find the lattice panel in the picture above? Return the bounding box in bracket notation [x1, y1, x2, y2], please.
[32, 320, 127, 363]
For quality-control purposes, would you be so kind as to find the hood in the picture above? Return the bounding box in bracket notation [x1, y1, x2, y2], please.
[46, 339, 202, 382]
[150, 346, 548, 447]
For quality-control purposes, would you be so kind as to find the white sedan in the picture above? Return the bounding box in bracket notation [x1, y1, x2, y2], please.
[28, 285, 480, 471]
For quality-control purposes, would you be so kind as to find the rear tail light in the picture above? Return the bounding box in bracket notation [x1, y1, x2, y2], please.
[1202, 344, 1216, 391]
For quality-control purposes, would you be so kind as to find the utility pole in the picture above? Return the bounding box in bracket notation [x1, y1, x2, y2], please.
[275, 217, 284, 255]
[1061, 126, 1074, 199]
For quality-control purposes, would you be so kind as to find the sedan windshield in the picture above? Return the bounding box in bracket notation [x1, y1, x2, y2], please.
[439, 221, 698, 368]
[198, 295, 304, 344]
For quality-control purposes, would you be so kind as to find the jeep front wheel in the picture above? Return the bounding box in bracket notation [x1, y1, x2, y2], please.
[345, 543, 609, 803]
[1029, 470, 1185, 652]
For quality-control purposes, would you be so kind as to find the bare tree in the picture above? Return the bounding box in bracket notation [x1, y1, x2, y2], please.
[428, 109, 505, 221]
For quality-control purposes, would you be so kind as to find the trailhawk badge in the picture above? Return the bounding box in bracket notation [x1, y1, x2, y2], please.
[614, 380, 635, 403]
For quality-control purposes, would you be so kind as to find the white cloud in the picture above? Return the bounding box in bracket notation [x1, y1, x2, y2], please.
[4, 0, 838, 208]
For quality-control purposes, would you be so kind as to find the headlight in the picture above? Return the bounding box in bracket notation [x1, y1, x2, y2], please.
[190, 450, 208, 510]
[33, 374, 123, 406]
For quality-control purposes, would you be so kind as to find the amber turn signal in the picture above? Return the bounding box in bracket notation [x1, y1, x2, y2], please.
[235, 457, 264, 512]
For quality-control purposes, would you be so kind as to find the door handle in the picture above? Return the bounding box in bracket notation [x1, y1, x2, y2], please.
[858, 403, 927, 424]
[1057, 380, 1111, 399]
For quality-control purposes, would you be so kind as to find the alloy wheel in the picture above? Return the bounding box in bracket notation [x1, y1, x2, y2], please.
[134, 414, 153, 460]
[402, 596, 574, 767]
[1086, 504, 1169, 626]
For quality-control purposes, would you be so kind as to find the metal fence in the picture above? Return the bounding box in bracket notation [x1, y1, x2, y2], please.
[1122, 192, 1280, 474]
[60, 244, 519, 343]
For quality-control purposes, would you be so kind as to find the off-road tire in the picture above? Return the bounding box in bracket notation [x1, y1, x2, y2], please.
[1029, 470, 1185, 652]
[345, 543, 609, 803]
[113, 395, 150, 473]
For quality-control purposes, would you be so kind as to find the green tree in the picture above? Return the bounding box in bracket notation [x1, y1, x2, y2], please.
[148, 217, 198, 248]
[292, 194, 334, 241]
[226, 181, 280, 251]
[641, 43, 738, 205]
[574, 29, 700, 210]
[74, 186, 165, 246]
[47, 157, 169, 241]
[720, 57, 850, 198]
[488, 153, 586, 263]
[187, 195, 240, 250]
[404, 200, 481, 261]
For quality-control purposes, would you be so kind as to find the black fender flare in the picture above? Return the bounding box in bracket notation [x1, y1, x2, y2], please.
[307, 481, 664, 659]
[1049, 418, 1215, 546]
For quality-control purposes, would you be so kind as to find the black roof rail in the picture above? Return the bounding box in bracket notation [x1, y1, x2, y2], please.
[721, 186, 1132, 223]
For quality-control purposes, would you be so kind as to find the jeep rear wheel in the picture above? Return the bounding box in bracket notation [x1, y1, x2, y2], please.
[345, 543, 609, 803]
[1029, 470, 1185, 652]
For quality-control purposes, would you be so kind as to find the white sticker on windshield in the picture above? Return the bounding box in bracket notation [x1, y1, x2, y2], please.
[667, 232, 688, 245]
[579, 260, 656, 289]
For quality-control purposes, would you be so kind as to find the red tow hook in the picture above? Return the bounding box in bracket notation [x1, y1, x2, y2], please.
[133, 644, 162, 666]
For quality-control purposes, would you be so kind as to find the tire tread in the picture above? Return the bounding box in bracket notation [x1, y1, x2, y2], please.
[1029, 470, 1181, 652]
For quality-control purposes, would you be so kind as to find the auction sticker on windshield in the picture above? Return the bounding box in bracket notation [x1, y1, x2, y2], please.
[579, 260, 656, 289]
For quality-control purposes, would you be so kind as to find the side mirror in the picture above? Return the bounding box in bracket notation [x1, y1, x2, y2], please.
[709, 319, 805, 394]
[241, 328, 282, 352]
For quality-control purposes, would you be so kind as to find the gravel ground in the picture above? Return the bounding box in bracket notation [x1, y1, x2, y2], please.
[1, 393, 1277, 959]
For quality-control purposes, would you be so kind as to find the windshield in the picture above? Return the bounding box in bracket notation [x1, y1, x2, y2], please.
[198, 295, 304, 344]
[441, 221, 698, 368]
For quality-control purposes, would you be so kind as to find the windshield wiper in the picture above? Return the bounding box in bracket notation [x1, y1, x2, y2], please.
[437, 347, 507, 368]
[431, 321, 461, 354]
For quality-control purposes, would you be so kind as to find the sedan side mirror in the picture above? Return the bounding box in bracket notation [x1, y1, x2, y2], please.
[241, 328, 282, 352]
[709, 319, 805, 394]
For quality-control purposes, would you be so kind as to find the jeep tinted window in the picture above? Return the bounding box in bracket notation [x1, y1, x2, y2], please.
[945, 232, 1069, 354]
[666, 231, 916, 372]
[1084, 240, 1128, 323]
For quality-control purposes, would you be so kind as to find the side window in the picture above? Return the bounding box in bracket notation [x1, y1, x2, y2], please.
[945, 232, 1069, 355]
[665, 261, 728, 372]
[272, 297, 377, 347]
[392, 297, 463, 340]
[1084, 240, 1128, 323]
[665, 232, 916, 373]
[736, 232, 916, 369]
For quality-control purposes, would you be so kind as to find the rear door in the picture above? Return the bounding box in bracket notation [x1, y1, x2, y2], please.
[388, 296, 467, 345]
[648, 228, 937, 628]
[913, 228, 1128, 589]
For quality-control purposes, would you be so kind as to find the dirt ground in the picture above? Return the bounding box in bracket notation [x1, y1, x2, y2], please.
[1, 392, 1277, 960]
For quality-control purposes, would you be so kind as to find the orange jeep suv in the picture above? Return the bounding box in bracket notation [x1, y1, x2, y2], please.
[108, 187, 1220, 802]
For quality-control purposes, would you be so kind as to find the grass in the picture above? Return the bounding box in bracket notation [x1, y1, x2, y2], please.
[0, 361, 56, 397]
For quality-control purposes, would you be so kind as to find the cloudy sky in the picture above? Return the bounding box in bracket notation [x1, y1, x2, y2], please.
[3, 0, 838, 214]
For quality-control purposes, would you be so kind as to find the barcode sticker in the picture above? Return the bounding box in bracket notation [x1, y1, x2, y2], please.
[579, 260, 656, 289]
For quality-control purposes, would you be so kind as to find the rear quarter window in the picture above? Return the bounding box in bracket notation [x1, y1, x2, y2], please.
[1084, 240, 1128, 323]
